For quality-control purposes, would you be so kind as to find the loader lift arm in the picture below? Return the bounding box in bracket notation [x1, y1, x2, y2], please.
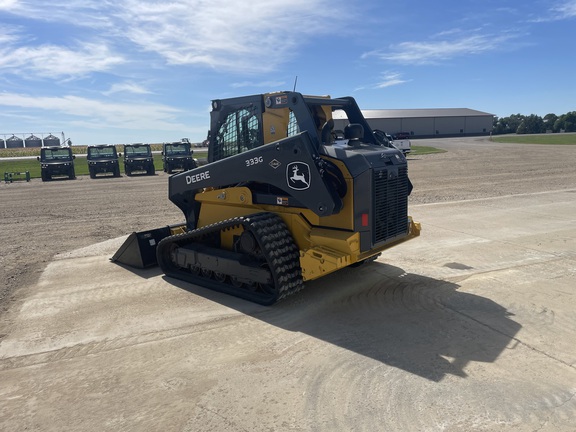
[169, 130, 344, 231]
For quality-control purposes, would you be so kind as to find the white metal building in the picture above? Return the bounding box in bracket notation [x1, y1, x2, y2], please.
[334, 108, 494, 138]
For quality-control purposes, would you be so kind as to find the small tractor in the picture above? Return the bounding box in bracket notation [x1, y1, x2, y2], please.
[37, 146, 76, 181]
[87, 144, 121, 178]
[162, 141, 197, 174]
[113, 91, 420, 305]
[123, 143, 155, 176]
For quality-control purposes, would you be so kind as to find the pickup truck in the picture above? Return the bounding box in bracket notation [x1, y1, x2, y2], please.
[373, 130, 412, 155]
[394, 132, 410, 140]
[389, 134, 411, 155]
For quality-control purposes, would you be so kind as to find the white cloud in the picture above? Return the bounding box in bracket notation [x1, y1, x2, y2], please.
[1, 0, 348, 74]
[113, 0, 347, 72]
[375, 72, 410, 89]
[527, 0, 576, 22]
[0, 0, 114, 28]
[0, 41, 125, 79]
[550, 0, 576, 19]
[0, 27, 20, 44]
[103, 82, 153, 96]
[365, 32, 520, 65]
[0, 0, 18, 10]
[0, 92, 184, 130]
[355, 72, 410, 91]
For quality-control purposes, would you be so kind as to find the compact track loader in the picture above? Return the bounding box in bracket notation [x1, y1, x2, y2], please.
[112, 91, 420, 304]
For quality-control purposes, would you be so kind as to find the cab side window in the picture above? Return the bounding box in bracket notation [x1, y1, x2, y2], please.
[287, 110, 300, 137]
[214, 106, 261, 160]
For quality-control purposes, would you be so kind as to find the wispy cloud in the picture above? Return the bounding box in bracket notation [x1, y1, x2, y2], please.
[0, 92, 184, 130]
[553, 0, 576, 18]
[527, 0, 576, 23]
[0, 27, 21, 45]
[375, 72, 411, 88]
[356, 72, 411, 91]
[103, 82, 153, 96]
[532, 0, 576, 21]
[0, 0, 18, 10]
[364, 31, 521, 65]
[114, 0, 348, 72]
[0, 40, 125, 79]
[0, 0, 116, 29]
[1, 0, 349, 75]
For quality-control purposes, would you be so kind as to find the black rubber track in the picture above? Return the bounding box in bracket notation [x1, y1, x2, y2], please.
[156, 212, 304, 305]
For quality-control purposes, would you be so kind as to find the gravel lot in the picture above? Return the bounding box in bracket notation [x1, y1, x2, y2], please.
[2, 136, 572, 315]
[1, 136, 575, 431]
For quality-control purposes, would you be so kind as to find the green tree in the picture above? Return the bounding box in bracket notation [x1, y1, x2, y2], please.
[564, 112, 576, 132]
[517, 114, 545, 134]
[493, 117, 507, 134]
[492, 115, 521, 134]
[554, 112, 576, 132]
[543, 113, 558, 132]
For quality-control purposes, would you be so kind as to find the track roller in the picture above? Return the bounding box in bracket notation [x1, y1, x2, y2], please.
[156, 212, 303, 305]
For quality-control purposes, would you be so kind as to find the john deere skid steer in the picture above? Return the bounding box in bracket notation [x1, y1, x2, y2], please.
[112, 91, 420, 304]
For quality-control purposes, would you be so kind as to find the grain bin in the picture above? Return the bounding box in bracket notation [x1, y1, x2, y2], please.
[43, 134, 61, 147]
[6, 135, 24, 148]
[25, 134, 42, 148]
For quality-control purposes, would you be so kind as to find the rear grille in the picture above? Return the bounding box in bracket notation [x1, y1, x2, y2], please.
[372, 167, 409, 244]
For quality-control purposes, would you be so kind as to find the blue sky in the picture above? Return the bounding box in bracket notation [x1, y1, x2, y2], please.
[1, 0, 575, 145]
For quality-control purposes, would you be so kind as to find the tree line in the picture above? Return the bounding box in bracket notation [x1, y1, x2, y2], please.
[493, 111, 576, 134]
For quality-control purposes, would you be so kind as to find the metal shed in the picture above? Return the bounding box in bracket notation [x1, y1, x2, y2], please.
[334, 108, 494, 138]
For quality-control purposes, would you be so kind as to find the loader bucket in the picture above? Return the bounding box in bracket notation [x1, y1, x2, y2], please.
[111, 226, 172, 268]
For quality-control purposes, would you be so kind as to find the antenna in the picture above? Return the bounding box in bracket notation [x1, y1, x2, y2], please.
[293, 76, 298, 92]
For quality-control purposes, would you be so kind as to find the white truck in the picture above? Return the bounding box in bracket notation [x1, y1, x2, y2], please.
[372, 130, 411, 155]
[388, 133, 411, 155]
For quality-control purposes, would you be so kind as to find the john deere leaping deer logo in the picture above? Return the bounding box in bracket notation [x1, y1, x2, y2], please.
[287, 162, 311, 190]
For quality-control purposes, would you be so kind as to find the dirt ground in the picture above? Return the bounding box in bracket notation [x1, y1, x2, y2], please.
[1, 136, 575, 431]
[2, 137, 572, 318]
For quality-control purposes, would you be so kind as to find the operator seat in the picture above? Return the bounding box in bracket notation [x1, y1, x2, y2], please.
[321, 119, 335, 145]
[345, 123, 363, 146]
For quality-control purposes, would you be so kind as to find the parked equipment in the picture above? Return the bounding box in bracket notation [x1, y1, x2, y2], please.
[37, 146, 76, 181]
[123, 143, 155, 176]
[87, 145, 121, 178]
[113, 91, 420, 305]
[162, 141, 197, 173]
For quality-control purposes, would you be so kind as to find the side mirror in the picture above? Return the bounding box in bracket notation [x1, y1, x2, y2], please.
[37, 156, 40, 161]
[73, 155, 76, 159]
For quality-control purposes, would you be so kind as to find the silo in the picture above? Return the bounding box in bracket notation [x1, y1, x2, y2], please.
[25, 134, 42, 148]
[6, 135, 24, 148]
[43, 134, 61, 147]
[0, 138, 5, 149]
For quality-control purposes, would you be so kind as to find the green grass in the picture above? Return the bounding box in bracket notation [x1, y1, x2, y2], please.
[2, 145, 443, 180]
[0, 144, 167, 158]
[410, 146, 446, 155]
[1, 151, 208, 180]
[491, 133, 576, 145]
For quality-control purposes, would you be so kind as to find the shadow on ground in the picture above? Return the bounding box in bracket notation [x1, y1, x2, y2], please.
[162, 261, 521, 382]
